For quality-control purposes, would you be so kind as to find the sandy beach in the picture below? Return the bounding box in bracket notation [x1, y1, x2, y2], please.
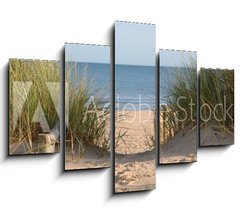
[160, 123, 197, 164]
[65, 108, 111, 170]
[159, 105, 197, 164]
[200, 120, 234, 146]
[65, 147, 110, 170]
[159, 120, 233, 164]
[115, 110, 156, 193]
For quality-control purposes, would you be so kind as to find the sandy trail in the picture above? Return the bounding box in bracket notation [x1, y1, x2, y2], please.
[115, 110, 156, 193]
[65, 109, 156, 193]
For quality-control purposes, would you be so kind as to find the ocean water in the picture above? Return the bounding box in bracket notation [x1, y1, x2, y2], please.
[160, 66, 179, 103]
[66, 63, 196, 111]
[115, 64, 155, 110]
[66, 62, 110, 105]
[66, 62, 156, 111]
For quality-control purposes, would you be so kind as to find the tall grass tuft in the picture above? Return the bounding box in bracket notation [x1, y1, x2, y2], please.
[160, 59, 197, 144]
[65, 62, 111, 155]
[9, 59, 60, 154]
[200, 68, 234, 134]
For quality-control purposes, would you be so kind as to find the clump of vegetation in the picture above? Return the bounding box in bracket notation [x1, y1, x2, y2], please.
[200, 68, 234, 134]
[9, 59, 60, 154]
[143, 110, 156, 149]
[160, 59, 197, 144]
[65, 62, 111, 157]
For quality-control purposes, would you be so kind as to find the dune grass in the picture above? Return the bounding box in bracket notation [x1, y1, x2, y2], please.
[142, 110, 156, 149]
[9, 59, 60, 154]
[200, 68, 234, 134]
[160, 59, 197, 144]
[65, 62, 121, 157]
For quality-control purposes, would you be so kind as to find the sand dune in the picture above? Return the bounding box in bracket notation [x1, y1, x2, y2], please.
[200, 120, 234, 146]
[65, 147, 110, 170]
[160, 124, 197, 164]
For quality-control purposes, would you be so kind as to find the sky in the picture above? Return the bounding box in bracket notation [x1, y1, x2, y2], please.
[65, 43, 110, 64]
[115, 21, 156, 66]
[160, 50, 197, 67]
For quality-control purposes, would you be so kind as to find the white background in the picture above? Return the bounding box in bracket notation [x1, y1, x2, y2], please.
[0, 0, 240, 215]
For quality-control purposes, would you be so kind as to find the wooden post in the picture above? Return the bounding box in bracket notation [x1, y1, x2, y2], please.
[38, 121, 60, 153]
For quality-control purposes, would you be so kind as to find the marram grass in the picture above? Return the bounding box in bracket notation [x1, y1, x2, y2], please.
[9, 59, 60, 154]
[65, 62, 126, 156]
[200, 68, 234, 134]
[160, 60, 197, 144]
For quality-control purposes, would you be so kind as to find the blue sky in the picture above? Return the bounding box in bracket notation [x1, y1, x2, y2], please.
[160, 50, 197, 67]
[65, 43, 110, 64]
[115, 22, 156, 66]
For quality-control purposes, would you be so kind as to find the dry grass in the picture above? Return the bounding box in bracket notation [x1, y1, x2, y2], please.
[200, 68, 234, 134]
[9, 59, 60, 154]
[160, 59, 197, 144]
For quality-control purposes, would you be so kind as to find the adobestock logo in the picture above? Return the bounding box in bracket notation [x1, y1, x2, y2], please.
[115, 94, 154, 123]
[200, 96, 233, 122]
[160, 96, 233, 123]
[12, 81, 60, 132]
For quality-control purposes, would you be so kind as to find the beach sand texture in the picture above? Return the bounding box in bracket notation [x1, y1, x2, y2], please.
[65, 152, 110, 170]
[200, 120, 234, 146]
[115, 110, 156, 193]
[160, 124, 197, 164]
[65, 112, 110, 170]
[160, 110, 197, 164]
[65, 147, 110, 170]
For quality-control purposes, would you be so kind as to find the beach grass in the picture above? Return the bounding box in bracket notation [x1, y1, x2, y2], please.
[200, 68, 234, 134]
[143, 110, 156, 148]
[160, 59, 197, 144]
[9, 59, 60, 154]
[65, 62, 126, 157]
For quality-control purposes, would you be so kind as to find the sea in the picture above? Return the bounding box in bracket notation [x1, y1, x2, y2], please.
[66, 62, 110, 106]
[67, 62, 156, 110]
[66, 62, 193, 111]
[160, 66, 179, 103]
[115, 64, 155, 110]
